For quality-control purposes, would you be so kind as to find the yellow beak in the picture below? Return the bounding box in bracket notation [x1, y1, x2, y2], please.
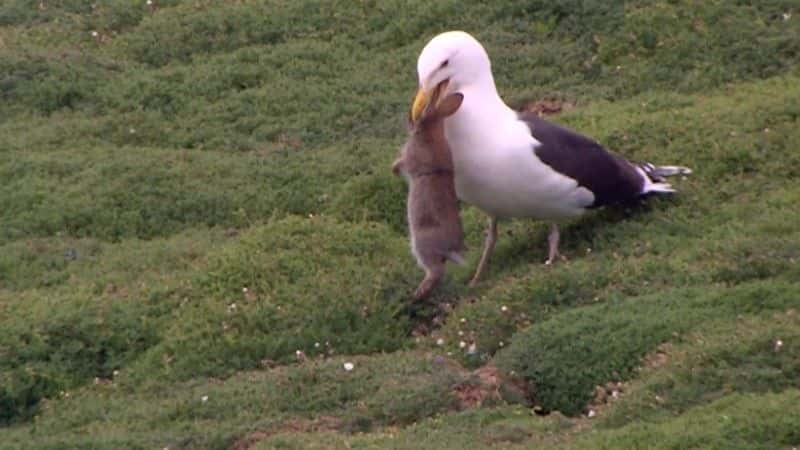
[410, 80, 449, 122]
[410, 88, 428, 122]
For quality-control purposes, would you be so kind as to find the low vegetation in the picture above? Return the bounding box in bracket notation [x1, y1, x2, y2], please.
[1, 0, 798, 448]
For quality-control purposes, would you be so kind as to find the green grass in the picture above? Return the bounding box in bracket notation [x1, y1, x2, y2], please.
[0, 351, 472, 449]
[2, 0, 799, 448]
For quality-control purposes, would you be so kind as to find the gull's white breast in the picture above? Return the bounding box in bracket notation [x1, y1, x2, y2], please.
[445, 90, 594, 220]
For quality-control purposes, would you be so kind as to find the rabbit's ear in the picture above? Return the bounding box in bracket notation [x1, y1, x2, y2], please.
[435, 93, 463, 118]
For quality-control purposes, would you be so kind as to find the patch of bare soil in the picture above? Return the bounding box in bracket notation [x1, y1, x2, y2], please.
[641, 343, 672, 370]
[230, 431, 271, 450]
[408, 299, 457, 338]
[521, 98, 574, 116]
[453, 365, 530, 410]
[229, 416, 341, 450]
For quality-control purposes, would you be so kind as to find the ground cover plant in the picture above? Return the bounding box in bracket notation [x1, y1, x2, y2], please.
[1, 0, 799, 448]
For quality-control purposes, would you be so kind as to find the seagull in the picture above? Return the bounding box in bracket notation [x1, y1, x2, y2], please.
[410, 31, 690, 285]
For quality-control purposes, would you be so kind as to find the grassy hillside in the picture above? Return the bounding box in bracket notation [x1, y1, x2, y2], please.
[2, 0, 799, 448]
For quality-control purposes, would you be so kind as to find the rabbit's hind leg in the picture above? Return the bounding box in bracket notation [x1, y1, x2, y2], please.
[413, 259, 445, 301]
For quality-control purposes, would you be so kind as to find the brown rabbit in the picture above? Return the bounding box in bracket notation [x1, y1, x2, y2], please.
[392, 92, 465, 301]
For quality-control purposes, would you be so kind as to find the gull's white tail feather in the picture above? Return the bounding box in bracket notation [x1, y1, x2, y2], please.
[636, 162, 691, 195]
[644, 181, 676, 194]
[649, 165, 692, 178]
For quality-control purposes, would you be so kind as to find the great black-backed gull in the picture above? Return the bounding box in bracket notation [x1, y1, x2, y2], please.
[410, 31, 691, 285]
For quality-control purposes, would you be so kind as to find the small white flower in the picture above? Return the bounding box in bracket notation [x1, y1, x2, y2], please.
[146, 0, 153, 4]
[201, 395, 208, 403]
[587, 409, 596, 418]
[457, 331, 463, 336]
[775, 339, 784, 350]
[459, 341, 466, 349]
[113, 370, 119, 377]
[314, 342, 320, 348]
[587, 248, 592, 253]
[343, 362, 354, 371]
[459, 318, 467, 324]
[498, 341, 505, 347]
[242, 287, 248, 293]
[500, 305, 508, 313]
[91, 31, 99, 37]
[467, 343, 477, 354]
[435, 338, 445, 346]
[129, 128, 136, 134]
[783, 12, 791, 20]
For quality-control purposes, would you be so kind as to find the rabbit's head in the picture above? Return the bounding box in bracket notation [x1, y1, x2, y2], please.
[408, 80, 463, 129]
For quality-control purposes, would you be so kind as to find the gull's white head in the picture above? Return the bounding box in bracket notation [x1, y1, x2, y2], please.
[411, 31, 495, 121]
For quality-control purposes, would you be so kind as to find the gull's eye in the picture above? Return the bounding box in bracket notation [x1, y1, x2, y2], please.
[440, 59, 449, 68]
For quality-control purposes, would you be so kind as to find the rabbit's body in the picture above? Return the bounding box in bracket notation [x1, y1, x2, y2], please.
[393, 92, 465, 301]
[406, 162, 465, 265]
